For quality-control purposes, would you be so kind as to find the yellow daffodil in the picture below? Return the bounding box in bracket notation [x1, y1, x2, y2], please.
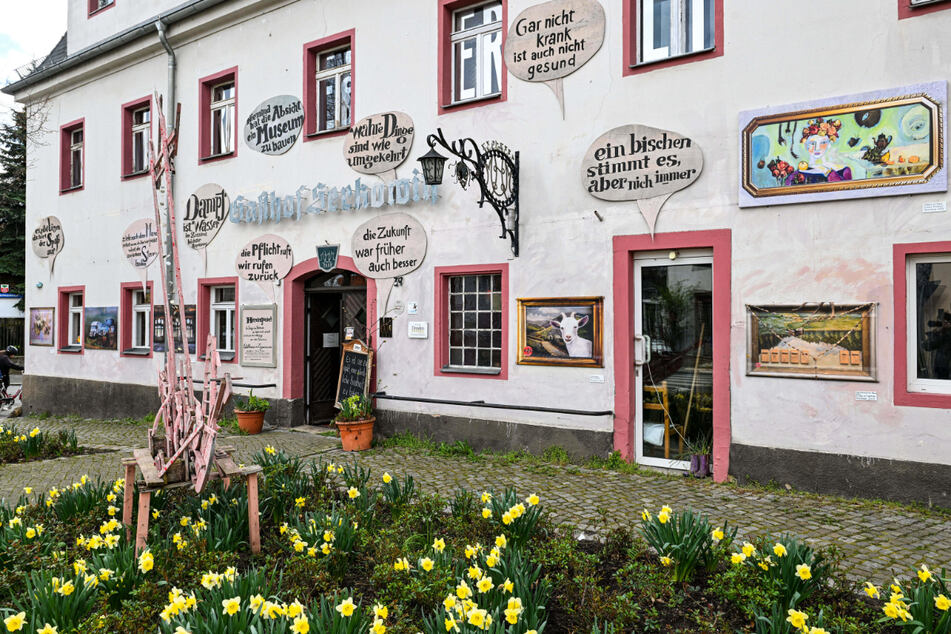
[731, 553, 746, 564]
[467, 566, 483, 580]
[173, 628, 191, 634]
[138, 550, 154, 573]
[98, 568, 113, 581]
[370, 618, 386, 634]
[335, 597, 356, 617]
[29, 428, 40, 438]
[657, 510, 670, 524]
[421, 557, 434, 571]
[57, 580, 75, 596]
[23, 487, 31, 495]
[502, 512, 513, 525]
[293, 540, 306, 553]
[467, 608, 488, 628]
[641, 509, 652, 521]
[264, 445, 277, 455]
[482, 508, 492, 519]
[773, 543, 787, 557]
[864, 582, 880, 598]
[443, 595, 457, 611]
[180, 516, 190, 527]
[527, 494, 539, 506]
[918, 564, 933, 583]
[786, 609, 807, 630]
[486, 553, 498, 567]
[883, 602, 899, 619]
[37, 625, 57, 634]
[433, 537, 446, 552]
[808, 628, 829, 634]
[465, 545, 477, 559]
[444, 615, 458, 632]
[25, 528, 35, 539]
[394, 557, 410, 571]
[503, 578, 515, 593]
[741, 542, 755, 557]
[481, 491, 492, 503]
[321, 543, 332, 555]
[105, 534, 120, 548]
[495, 534, 507, 549]
[382, 472, 392, 483]
[221, 597, 240, 616]
[3, 612, 25, 632]
[456, 581, 472, 599]
[73, 560, 87, 575]
[107, 506, 118, 516]
[935, 594, 951, 611]
[295, 496, 306, 508]
[795, 564, 812, 580]
[477, 577, 494, 593]
[347, 487, 360, 499]
[660, 556, 673, 567]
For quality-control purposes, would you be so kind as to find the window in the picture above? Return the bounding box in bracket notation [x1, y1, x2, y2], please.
[623, 0, 722, 75]
[88, 0, 114, 16]
[899, 0, 951, 18]
[434, 264, 508, 379]
[120, 282, 153, 356]
[438, 0, 507, 114]
[198, 277, 238, 362]
[121, 97, 151, 179]
[198, 68, 238, 163]
[303, 30, 355, 140]
[60, 119, 84, 193]
[57, 286, 85, 353]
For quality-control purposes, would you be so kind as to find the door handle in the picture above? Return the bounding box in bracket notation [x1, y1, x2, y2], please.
[634, 334, 652, 367]
[643, 334, 651, 364]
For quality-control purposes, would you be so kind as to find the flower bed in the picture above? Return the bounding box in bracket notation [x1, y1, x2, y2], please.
[0, 447, 943, 633]
[0, 423, 84, 464]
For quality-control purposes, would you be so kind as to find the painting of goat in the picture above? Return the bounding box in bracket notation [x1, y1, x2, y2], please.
[517, 297, 603, 367]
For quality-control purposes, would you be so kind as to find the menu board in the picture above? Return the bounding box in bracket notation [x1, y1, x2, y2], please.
[239, 304, 277, 368]
[335, 340, 372, 408]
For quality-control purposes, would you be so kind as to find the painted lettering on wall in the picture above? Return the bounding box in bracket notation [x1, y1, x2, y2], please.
[244, 95, 305, 155]
[228, 170, 438, 225]
[351, 213, 427, 279]
[184, 183, 230, 250]
[582, 124, 703, 235]
[344, 112, 415, 179]
[121, 218, 159, 269]
[31, 216, 64, 272]
[235, 235, 294, 290]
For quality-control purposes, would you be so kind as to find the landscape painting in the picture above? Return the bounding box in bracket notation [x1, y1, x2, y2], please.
[83, 306, 118, 351]
[747, 304, 875, 380]
[517, 297, 603, 367]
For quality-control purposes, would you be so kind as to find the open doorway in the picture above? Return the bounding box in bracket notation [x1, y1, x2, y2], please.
[304, 270, 368, 424]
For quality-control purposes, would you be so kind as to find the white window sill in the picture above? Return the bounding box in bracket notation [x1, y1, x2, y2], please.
[442, 92, 503, 110]
[441, 365, 501, 375]
[630, 45, 717, 69]
[122, 348, 151, 356]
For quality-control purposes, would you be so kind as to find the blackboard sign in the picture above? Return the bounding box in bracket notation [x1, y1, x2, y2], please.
[335, 340, 372, 408]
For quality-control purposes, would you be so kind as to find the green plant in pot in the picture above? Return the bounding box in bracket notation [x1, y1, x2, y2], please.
[233, 390, 270, 435]
[334, 395, 374, 452]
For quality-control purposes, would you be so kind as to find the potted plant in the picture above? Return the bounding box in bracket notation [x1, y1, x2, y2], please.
[334, 394, 374, 451]
[686, 433, 713, 478]
[233, 390, 270, 435]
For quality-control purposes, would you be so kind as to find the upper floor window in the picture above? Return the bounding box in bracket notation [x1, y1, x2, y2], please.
[450, 1, 503, 104]
[316, 47, 351, 133]
[199, 68, 238, 163]
[121, 97, 151, 179]
[636, 0, 714, 64]
[88, 0, 114, 16]
[60, 119, 84, 193]
[899, 0, 951, 18]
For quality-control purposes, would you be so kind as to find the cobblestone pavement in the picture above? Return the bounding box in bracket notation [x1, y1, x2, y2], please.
[2, 416, 949, 583]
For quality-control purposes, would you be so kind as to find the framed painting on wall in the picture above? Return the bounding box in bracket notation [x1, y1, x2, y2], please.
[29, 307, 54, 346]
[739, 81, 947, 207]
[517, 297, 603, 367]
[83, 306, 118, 351]
[746, 303, 876, 381]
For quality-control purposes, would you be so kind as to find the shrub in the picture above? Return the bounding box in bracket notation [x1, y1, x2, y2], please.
[233, 390, 270, 412]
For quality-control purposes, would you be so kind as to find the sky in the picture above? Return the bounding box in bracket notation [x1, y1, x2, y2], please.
[0, 0, 68, 121]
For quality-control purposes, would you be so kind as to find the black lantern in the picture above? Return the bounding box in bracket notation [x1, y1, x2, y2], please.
[417, 128, 520, 257]
[417, 147, 449, 185]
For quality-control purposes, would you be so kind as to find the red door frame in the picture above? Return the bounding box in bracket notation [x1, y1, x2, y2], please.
[282, 256, 377, 400]
[612, 229, 732, 482]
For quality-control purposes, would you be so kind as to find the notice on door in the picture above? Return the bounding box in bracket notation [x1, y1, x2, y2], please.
[239, 304, 277, 368]
[323, 332, 339, 348]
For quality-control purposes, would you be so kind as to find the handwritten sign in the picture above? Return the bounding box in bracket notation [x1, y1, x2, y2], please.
[351, 213, 427, 279]
[121, 218, 159, 269]
[244, 95, 304, 155]
[335, 339, 372, 407]
[236, 234, 294, 298]
[504, 0, 605, 117]
[582, 124, 703, 235]
[31, 216, 64, 272]
[185, 183, 230, 250]
[344, 112, 415, 181]
[239, 304, 277, 367]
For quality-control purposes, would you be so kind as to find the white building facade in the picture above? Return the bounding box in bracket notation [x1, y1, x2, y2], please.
[6, 0, 951, 506]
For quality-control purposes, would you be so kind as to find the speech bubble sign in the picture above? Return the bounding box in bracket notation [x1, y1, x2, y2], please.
[244, 95, 304, 155]
[351, 212, 427, 279]
[504, 0, 605, 117]
[235, 234, 294, 299]
[121, 218, 159, 268]
[344, 112, 415, 181]
[582, 124, 703, 236]
[31, 216, 64, 273]
[184, 183, 230, 250]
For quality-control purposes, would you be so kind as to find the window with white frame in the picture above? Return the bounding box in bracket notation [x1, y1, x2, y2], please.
[315, 46, 351, 133]
[131, 106, 150, 174]
[69, 128, 83, 188]
[211, 285, 235, 355]
[636, 0, 714, 65]
[132, 290, 151, 349]
[447, 273, 502, 370]
[68, 292, 84, 346]
[209, 82, 235, 156]
[907, 254, 951, 393]
[97, 0, 113, 9]
[451, 1, 503, 104]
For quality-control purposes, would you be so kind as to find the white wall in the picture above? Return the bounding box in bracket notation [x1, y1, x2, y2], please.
[22, 0, 951, 464]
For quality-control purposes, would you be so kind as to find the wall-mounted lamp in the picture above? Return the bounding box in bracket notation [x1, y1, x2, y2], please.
[668, 251, 679, 260]
[417, 128, 520, 257]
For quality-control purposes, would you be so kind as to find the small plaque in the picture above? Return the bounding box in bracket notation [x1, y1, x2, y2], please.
[923, 201, 947, 213]
[855, 391, 878, 401]
[408, 321, 429, 339]
[322, 332, 339, 348]
[407, 301, 419, 315]
[589, 375, 605, 383]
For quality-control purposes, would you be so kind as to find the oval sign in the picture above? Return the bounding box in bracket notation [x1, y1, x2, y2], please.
[244, 95, 304, 155]
[235, 234, 294, 284]
[121, 218, 159, 269]
[344, 111, 415, 177]
[184, 183, 230, 250]
[504, 0, 605, 83]
[351, 213, 427, 279]
[31, 216, 64, 268]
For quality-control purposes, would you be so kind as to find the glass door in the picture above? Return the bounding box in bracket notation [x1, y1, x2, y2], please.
[633, 251, 714, 469]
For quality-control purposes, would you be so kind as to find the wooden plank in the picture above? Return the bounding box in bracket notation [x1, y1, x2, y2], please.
[132, 448, 164, 486]
[247, 473, 261, 554]
[122, 462, 136, 542]
[135, 491, 151, 555]
[214, 455, 242, 477]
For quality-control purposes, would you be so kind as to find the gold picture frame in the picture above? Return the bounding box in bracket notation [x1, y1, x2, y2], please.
[517, 297, 603, 367]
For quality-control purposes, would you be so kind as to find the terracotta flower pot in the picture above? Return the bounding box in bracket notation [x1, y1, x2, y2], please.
[336, 416, 375, 451]
[235, 410, 265, 435]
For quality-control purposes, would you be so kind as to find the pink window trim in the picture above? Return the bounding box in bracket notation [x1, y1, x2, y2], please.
[612, 230, 731, 482]
[433, 263, 509, 380]
[59, 118, 85, 195]
[120, 281, 154, 358]
[88, 0, 115, 17]
[197, 277, 239, 364]
[120, 96, 152, 181]
[437, 0, 508, 116]
[893, 241, 951, 408]
[899, 0, 951, 19]
[302, 29, 355, 142]
[282, 256, 377, 399]
[198, 67, 238, 165]
[57, 285, 85, 354]
[621, 0, 724, 77]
